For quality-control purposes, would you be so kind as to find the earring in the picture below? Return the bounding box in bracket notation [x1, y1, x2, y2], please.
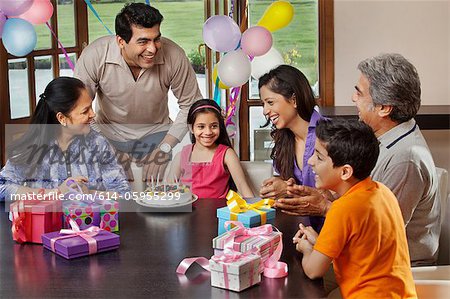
[62, 122, 66, 127]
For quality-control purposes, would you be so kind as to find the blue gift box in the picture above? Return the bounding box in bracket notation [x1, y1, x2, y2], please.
[216, 206, 276, 235]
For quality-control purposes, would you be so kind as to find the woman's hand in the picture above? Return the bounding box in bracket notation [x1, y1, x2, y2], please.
[259, 177, 295, 199]
[58, 176, 88, 194]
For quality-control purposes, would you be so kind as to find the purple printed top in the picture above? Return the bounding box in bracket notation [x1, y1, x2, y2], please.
[292, 108, 322, 187]
[274, 107, 325, 231]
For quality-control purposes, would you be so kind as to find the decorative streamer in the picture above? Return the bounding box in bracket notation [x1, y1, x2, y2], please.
[228, 0, 234, 18]
[145, 0, 151, 5]
[213, 77, 221, 105]
[84, 0, 113, 35]
[45, 22, 75, 71]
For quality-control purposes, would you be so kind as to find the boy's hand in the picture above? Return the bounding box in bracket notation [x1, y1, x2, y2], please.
[295, 236, 314, 255]
[293, 223, 319, 254]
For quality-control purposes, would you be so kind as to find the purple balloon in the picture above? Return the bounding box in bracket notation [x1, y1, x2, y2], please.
[0, 12, 5, 38]
[203, 15, 241, 53]
[0, 0, 33, 16]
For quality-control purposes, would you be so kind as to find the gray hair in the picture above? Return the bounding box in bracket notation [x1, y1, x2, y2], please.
[357, 53, 421, 123]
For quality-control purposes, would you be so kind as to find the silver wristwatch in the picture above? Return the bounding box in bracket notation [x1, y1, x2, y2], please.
[159, 142, 172, 154]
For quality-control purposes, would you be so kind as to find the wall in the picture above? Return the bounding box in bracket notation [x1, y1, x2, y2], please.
[334, 0, 450, 188]
[334, 0, 449, 105]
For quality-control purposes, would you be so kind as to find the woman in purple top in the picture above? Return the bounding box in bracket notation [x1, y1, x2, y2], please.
[258, 65, 324, 231]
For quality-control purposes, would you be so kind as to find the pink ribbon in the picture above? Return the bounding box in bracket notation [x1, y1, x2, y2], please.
[11, 201, 27, 244]
[176, 257, 210, 274]
[50, 218, 101, 255]
[176, 247, 259, 290]
[223, 221, 288, 278]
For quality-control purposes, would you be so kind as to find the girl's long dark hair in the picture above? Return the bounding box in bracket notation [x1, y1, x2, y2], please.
[7, 77, 86, 165]
[187, 99, 236, 190]
[258, 65, 317, 180]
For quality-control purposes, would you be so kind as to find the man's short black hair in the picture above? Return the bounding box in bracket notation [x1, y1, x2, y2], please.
[315, 118, 380, 180]
[115, 3, 164, 43]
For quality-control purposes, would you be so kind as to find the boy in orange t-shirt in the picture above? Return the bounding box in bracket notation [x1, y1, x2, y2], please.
[294, 119, 417, 299]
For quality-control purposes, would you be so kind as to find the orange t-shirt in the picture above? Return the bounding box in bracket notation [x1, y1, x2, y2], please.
[314, 178, 417, 299]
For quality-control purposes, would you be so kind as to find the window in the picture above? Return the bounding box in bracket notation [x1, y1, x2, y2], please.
[0, 0, 333, 165]
[239, 0, 333, 160]
[0, 0, 88, 164]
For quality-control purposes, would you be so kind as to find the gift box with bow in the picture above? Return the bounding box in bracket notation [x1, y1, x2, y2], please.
[10, 197, 62, 244]
[209, 251, 261, 292]
[176, 248, 261, 292]
[62, 182, 119, 233]
[217, 190, 275, 235]
[213, 222, 281, 263]
[42, 218, 120, 259]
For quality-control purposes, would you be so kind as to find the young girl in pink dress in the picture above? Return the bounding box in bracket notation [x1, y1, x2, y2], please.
[169, 99, 253, 199]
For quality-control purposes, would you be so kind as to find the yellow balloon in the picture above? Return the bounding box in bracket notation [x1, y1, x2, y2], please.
[212, 64, 230, 89]
[257, 1, 294, 32]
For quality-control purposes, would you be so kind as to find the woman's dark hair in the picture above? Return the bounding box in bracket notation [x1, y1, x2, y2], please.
[115, 3, 164, 43]
[7, 77, 86, 165]
[258, 65, 317, 180]
[187, 99, 232, 147]
[187, 99, 236, 190]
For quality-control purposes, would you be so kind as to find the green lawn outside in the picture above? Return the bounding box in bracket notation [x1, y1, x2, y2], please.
[34, 0, 318, 83]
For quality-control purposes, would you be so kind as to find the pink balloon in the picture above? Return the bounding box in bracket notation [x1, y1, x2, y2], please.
[15, 0, 53, 25]
[241, 26, 273, 57]
[0, 0, 33, 16]
[0, 12, 5, 38]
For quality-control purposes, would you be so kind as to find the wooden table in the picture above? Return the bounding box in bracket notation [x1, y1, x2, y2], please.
[0, 199, 326, 298]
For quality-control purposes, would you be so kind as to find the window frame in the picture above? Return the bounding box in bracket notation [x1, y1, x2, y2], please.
[0, 0, 333, 165]
[0, 0, 88, 165]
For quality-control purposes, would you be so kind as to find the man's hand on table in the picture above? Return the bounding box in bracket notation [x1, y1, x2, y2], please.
[273, 185, 332, 216]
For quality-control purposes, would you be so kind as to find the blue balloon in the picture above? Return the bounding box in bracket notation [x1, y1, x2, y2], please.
[2, 18, 37, 57]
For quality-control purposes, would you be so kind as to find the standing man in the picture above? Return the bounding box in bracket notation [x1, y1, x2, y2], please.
[75, 3, 202, 182]
[274, 53, 441, 266]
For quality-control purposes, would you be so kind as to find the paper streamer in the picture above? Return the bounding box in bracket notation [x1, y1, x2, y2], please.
[45, 22, 75, 71]
[213, 76, 221, 105]
[84, 0, 113, 35]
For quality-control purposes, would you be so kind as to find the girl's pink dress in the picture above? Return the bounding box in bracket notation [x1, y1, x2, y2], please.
[180, 144, 230, 198]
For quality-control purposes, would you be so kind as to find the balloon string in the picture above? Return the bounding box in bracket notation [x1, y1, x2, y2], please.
[46, 22, 75, 71]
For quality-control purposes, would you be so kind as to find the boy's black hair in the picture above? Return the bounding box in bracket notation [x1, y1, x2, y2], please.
[315, 118, 380, 180]
[115, 3, 164, 43]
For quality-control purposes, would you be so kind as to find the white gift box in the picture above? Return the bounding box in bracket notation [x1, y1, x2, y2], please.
[209, 254, 261, 292]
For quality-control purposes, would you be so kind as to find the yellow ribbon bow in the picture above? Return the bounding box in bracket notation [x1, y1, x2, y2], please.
[226, 190, 275, 224]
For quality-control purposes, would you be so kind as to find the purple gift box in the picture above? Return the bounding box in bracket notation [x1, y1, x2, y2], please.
[41, 230, 120, 259]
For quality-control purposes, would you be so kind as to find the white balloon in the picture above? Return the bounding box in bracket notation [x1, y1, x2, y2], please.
[217, 50, 251, 88]
[251, 47, 285, 79]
